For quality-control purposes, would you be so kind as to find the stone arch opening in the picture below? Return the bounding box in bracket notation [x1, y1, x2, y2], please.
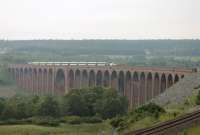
[146, 72, 153, 101]
[11, 68, 15, 80]
[82, 70, 88, 88]
[111, 71, 117, 90]
[174, 74, 179, 83]
[48, 69, 53, 94]
[154, 73, 160, 97]
[139, 72, 146, 105]
[89, 70, 95, 87]
[104, 70, 110, 87]
[43, 69, 48, 93]
[125, 71, 132, 105]
[38, 69, 43, 94]
[24, 68, 28, 90]
[55, 69, 65, 95]
[167, 74, 173, 88]
[118, 71, 125, 95]
[8, 68, 11, 73]
[96, 71, 103, 87]
[68, 70, 74, 89]
[161, 74, 166, 93]
[15, 69, 19, 85]
[75, 69, 81, 89]
[133, 72, 139, 107]
[28, 68, 33, 91]
[20, 68, 23, 87]
[33, 69, 37, 94]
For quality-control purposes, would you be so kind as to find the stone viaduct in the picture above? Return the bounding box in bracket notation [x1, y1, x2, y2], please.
[8, 62, 195, 108]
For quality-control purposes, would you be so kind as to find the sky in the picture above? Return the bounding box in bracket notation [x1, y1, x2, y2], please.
[0, 0, 199, 39]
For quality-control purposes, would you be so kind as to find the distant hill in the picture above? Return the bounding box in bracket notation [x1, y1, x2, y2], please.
[0, 40, 200, 56]
[0, 40, 200, 67]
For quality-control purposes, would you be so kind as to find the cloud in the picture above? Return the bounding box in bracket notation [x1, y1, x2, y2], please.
[0, 0, 199, 39]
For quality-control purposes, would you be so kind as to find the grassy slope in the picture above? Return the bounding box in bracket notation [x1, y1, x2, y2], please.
[178, 126, 200, 135]
[122, 88, 200, 134]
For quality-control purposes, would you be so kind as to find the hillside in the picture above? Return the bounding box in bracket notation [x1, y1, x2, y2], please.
[152, 72, 200, 106]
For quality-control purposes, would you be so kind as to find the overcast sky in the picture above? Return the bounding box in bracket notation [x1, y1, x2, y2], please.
[0, 0, 199, 39]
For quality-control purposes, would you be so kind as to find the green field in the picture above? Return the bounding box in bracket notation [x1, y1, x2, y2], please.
[0, 123, 112, 135]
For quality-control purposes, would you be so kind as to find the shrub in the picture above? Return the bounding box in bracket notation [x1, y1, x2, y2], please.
[110, 116, 128, 131]
[134, 103, 165, 118]
[95, 89, 128, 119]
[195, 91, 200, 105]
[67, 116, 82, 124]
[29, 116, 59, 127]
[60, 116, 81, 123]
[61, 115, 103, 124]
[110, 117, 125, 128]
[36, 96, 60, 117]
[62, 87, 128, 118]
[0, 119, 23, 125]
[81, 116, 103, 123]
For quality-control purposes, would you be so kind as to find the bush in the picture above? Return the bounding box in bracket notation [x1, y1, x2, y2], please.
[36, 96, 60, 117]
[60, 115, 103, 124]
[134, 103, 165, 118]
[28, 116, 60, 127]
[195, 91, 200, 105]
[95, 89, 129, 119]
[62, 87, 128, 119]
[67, 116, 82, 125]
[81, 116, 103, 123]
[110, 116, 128, 131]
[110, 117, 125, 128]
[0, 119, 24, 125]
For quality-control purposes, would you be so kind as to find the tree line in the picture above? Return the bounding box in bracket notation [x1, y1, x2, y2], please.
[0, 87, 128, 126]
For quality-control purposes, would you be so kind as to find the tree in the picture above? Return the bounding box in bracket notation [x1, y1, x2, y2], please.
[95, 89, 128, 119]
[37, 96, 60, 117]
[63, 90, 90, 116]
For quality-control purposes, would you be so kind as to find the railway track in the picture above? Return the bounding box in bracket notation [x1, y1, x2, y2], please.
[125, 109, 200, 135]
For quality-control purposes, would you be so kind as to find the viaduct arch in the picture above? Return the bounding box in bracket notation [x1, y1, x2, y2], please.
[9, 63, 194, 108]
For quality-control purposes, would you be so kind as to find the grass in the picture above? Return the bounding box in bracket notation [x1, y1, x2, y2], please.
[0, 123, 112, 135]
[178, 125, 200, 135]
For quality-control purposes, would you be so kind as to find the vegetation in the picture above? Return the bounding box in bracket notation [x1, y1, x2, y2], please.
[110, 103, 166, 131]
[0, 87, 128, 127]
[0, 40, 200, 134]
[195, 90, 200, 105]
[0, 123, 112, 135]
[62, 87, 128, 119]
[178, 125, 200, 135]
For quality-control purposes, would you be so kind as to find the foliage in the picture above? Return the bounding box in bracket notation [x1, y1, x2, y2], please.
[110, 103, 165, 131]
[95, 89, 128, 119]
[0, 66, 14, 86]
[0, 87, 127, 126]
[29, 116, 60, 127]
[133, 103, 166, 118]
[36, 96, 60, 117]
[60, 115, 103, 124]
[63, 87, 128, 119]
[195, 91, 200, 105]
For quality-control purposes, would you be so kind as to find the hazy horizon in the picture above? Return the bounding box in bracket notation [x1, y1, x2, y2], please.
[0, 0, 199, 40]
